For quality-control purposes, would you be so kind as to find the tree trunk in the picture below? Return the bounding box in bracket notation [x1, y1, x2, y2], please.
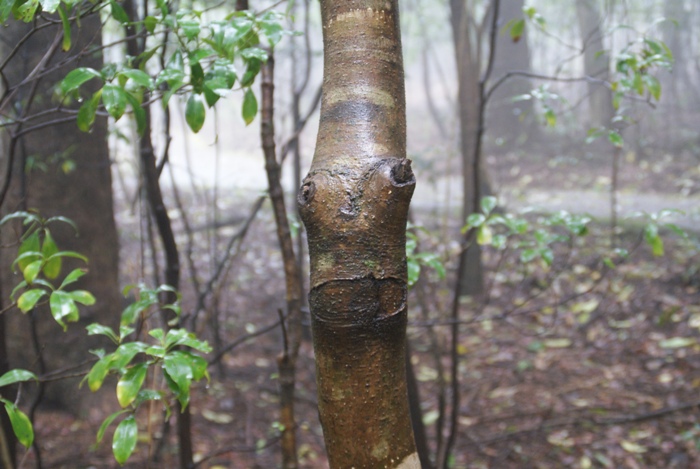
[297, 1, 419, 467]
[576, 0, 614, 128]
[0, 11, 121, 417]
[450, 0, 484, 295]
[486, 0, 538, 152]
[260, 54, 304, 469]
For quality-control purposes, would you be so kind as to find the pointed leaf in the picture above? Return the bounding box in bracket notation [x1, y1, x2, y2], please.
[59, 268, 88, 289]
[77, 90, 102, 132]
[185, 94, 206, 133]
[70, 290, 96, 306]
[49, 290, 80, 329]
[102, 84, 128, 120]
[116, 363, 148, 407]
[57, 5, 71, 51]
[97, 409, 128, 443]
[510, 19, 525, 42]
[112, 415, 138, 464]
[17, 230, 40, 271]
[163, 352, 194, 408]
[3, 402, 33, 447]
[41, 229, 61, 279]
[241, 88, 257, 125]
[118, 69, 154, 89]
[87, 355, 112, 392]
[61, 68, 102, 95]
[17, 289, 46, 313]
[109, 0, 129, 24]
[23, 260, 43, 284]
[86, 323, 119, 344]
[0, 369, 37, 388]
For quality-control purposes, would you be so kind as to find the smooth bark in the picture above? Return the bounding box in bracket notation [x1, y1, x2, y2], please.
[298, 1, 419, 467]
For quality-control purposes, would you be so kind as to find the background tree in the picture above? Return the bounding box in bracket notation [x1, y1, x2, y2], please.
[0, 9, 121, 419]
[575, 0, 614, 128]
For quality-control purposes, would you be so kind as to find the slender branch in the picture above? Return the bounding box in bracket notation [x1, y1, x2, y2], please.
[208, 315, 285, 365]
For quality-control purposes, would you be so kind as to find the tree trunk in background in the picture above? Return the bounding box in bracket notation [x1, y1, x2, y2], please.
[298, 0, 419, 467]
[576, 0, 614, 128]
[450, 0, 483, 295]
[0, 15, 120, 417]
[486, 0, 538, 152]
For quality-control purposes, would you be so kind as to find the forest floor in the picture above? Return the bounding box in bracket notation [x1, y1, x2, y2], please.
[14, 147, 700, 469]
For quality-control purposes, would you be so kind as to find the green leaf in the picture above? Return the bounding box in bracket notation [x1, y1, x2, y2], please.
[112, 415, 138, 464]
[643, 74, 661, 101]
[119, 69, 154, 89]
[544, 108, 557, 127]
[15, 0, 39, 22]
[407, 258, 420, 287]
[86, 355, 112, 391]
[110, 0, 129, 24]
[39, 0, 59, 13]
[59, 268, 88, 289]
[121, 298, 156, 326]
[97, 409, 128, 443]
[70, 290, 96, 305]
[61, 68, 102, 95]
[41, 229, 61, 279]
[1, 0, 14, 22]
[77, 90, 102, 132]
[50, 290, 79, 329]
[179, 19, 201, 40]
[144, 15, 157, 34]
[17, 230, 40, 271]
[185, 94, 206, 133]
[46, 250, 88, 263]
[111, 342, 147, 371]
[164, 329, 212, 353]
[510, 19, 525, 42]
[608, 130, 623, 148]
[466, 213, 486, 229]
[163, 352, 194, 408]
[17, 289, 46, 313]
[86, 323, 119, 344]
[124, 93, 146, 136]
[0, 369, 37, 388]
[102, 84, 128, 120]
[119, 326, 135, 341]
[644, 224, 664, 256]
[476, 225, 493, 245]
[520, 248, 538, 263]
[23, 260, 43, 284]
[241, 89, 257, 125]
[58, 5, 71, 51]
[239, 59, 260, 87]
[480, 196, 498, 215]
[148, 328, 164, 342]
[3, 402, 33, 447]
[116, 362, 148, 407]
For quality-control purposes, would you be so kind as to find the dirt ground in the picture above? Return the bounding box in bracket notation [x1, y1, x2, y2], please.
[11, 146, 700, 468]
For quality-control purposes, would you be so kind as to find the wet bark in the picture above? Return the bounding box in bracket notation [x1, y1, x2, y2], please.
[260, 55, 304, 469]
[298, 0, 419, 467]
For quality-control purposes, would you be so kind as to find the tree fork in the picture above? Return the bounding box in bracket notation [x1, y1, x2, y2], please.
[298, 1, 419, 467]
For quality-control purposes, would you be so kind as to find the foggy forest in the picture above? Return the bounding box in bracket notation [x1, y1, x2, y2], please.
[0, 0, 698, 468]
